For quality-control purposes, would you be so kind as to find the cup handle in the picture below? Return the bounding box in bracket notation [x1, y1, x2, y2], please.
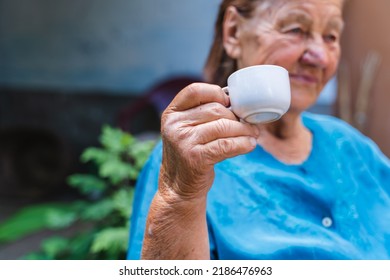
[222, 86, 229, 96]
[222, 86, 248, 124]
[221, 86, 233, 112]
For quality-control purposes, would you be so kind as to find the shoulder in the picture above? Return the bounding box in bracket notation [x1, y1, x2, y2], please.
[302, 112, 368, 143]
[303, 112, 356, 134]
[303, 112, 389, 164]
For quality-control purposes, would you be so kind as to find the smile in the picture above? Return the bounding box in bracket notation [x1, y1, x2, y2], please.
[289, 74, 319, 84]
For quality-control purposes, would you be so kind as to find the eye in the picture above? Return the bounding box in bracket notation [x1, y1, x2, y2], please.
[323, 33, 338, 43]
[288, 27, 307, 37]
[290, 27, 303, 34]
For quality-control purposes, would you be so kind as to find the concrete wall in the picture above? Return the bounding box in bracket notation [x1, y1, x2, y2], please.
[0, 0, 219, 93]
[0, 0, 336, 101]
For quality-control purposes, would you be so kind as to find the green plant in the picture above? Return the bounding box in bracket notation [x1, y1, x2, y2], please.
[0, 125, 156, 259]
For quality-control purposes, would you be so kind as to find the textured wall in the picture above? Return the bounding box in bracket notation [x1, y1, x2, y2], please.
[0, 0, 219, 93]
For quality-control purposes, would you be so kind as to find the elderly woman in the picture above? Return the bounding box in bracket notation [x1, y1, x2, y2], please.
[128, 0, 390, 259]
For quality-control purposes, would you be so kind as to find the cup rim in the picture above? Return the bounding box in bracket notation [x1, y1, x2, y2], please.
[228, 64, 288, 80]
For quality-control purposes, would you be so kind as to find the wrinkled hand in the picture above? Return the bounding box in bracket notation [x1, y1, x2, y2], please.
[159, 83, 259, 201]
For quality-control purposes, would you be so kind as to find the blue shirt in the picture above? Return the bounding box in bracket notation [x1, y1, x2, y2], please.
[127, 112, 390, 259]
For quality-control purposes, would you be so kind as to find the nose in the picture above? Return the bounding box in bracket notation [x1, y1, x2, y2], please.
[301, 36, 329, 69]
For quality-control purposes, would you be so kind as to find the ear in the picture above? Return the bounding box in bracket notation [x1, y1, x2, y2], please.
[223, 6, 244, 59]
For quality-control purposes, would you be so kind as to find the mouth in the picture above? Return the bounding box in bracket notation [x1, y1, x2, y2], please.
[289, 73, 319, 85]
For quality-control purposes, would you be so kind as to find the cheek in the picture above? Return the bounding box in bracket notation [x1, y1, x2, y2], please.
[260, 38, 305, 67]
[271, 49, 301, 68]
[239, 32, 304, 67]
[325, 54, 340, 79]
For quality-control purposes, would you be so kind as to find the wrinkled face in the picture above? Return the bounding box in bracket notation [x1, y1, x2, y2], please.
[233, 0, 344, 113]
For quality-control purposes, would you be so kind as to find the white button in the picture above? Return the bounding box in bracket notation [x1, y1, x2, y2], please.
[322, 217, 333, 228]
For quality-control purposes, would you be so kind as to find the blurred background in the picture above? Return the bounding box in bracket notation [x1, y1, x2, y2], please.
[0, 0, 389, 259]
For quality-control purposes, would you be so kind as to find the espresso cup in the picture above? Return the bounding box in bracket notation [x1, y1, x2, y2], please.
[223, 65, 291, 124]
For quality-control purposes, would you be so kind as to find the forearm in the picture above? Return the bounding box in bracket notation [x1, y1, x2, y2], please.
[140, 82, 258, 259]
[141, 190, 210, 260]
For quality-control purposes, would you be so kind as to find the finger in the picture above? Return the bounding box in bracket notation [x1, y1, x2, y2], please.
[200, 136, 257, 164]
[193, 119, 259, 144]
[175, 102, 238, 126]
[169, 83, 229, 112]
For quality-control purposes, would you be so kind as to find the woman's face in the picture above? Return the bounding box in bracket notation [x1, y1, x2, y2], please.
[231, 0, 344, 113]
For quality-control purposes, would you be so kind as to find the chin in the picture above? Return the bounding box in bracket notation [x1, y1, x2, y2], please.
[290, 88, 319, 111]
[289, 98, 318, 114]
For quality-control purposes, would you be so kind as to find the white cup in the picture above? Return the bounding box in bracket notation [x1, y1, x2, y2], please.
[223, 65, 291, 124]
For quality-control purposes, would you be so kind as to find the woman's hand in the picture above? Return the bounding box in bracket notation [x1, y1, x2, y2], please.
[142, 83, 259, 259]
[159, 82, 259, 201]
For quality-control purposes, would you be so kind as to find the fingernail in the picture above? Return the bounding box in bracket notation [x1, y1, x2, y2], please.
[250, 137, 257, 147]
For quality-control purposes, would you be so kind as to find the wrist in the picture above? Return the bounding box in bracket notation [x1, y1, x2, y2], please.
[158, 164, 213, 203]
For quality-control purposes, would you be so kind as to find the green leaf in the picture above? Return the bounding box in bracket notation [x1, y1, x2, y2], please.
[67, 232, 96, 260]
[81, 147, 110, 165]
[46, 209, 77, 229]
[129, 140, 156, 170]
[41, 236, 69, 258]
[112, 188, 134, 218]
[1, 125, 156, 260]
[100, 125, 135, 153]
[23, 252, 52, 260]
[90, 227, 129, 254]
[81, 200, 114, 221]
[99, 158, 135, 184]
[0, 203, 75, 243]
[67, 174, 107, 195]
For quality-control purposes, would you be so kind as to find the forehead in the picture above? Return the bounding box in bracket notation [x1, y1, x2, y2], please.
[253, 0, 344, 27]
[258, 0, 344, 9]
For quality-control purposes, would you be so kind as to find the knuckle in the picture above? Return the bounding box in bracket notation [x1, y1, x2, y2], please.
[187, 146, 200, 161]
[185, 83, 203, 98]
[185, 83, 221, 100]
[160, 114, 174, 137]
[215, 118, 229, 135]
[217, 138, 234, 155]
[209, 102, 225, 117]
[160, 125, 170, 141]
[176, 127, 192, 142]
[187, 146, 205, 169]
